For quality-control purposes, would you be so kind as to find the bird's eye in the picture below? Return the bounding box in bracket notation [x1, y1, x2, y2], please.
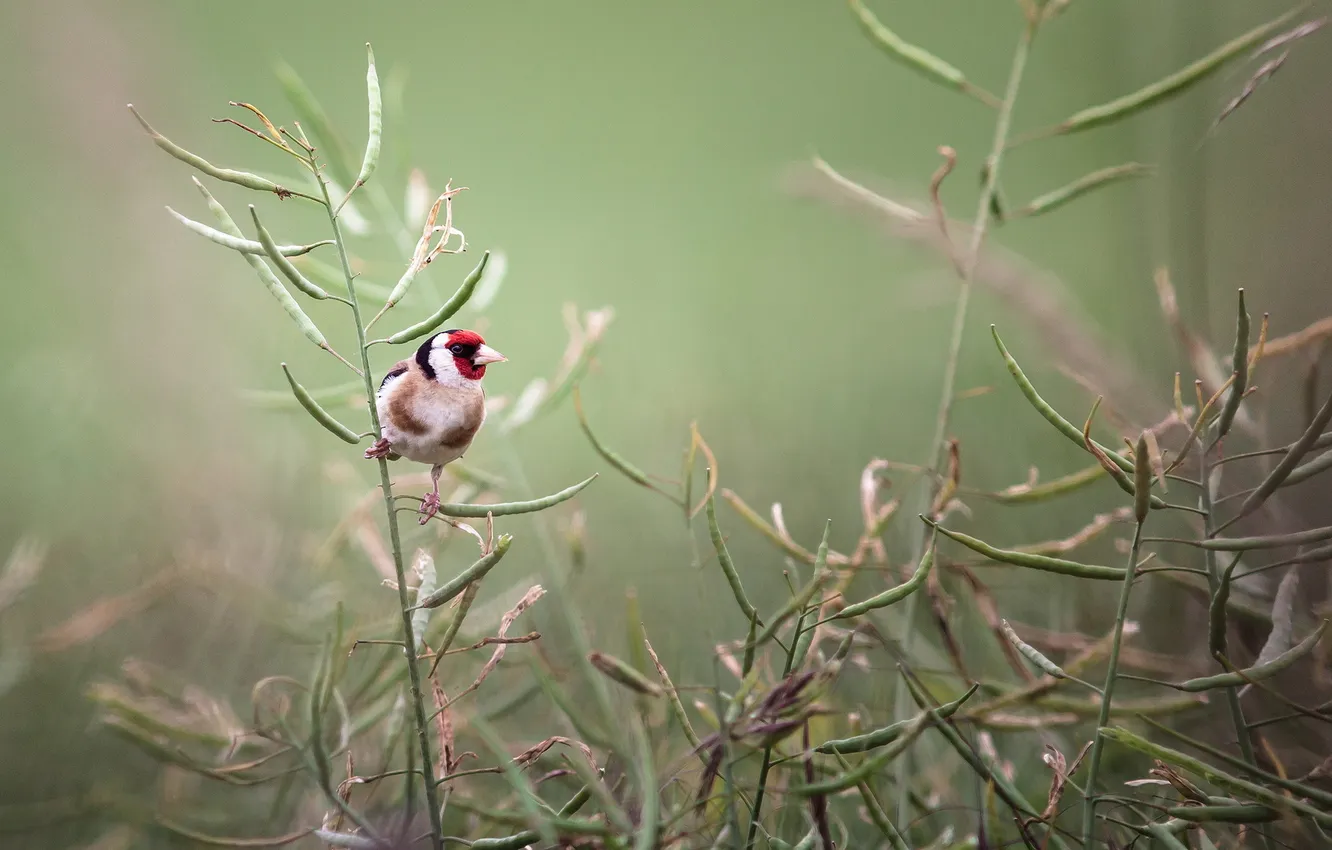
[449, 344, 465, 355]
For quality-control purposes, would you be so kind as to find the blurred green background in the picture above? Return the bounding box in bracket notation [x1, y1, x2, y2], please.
[2, 0, 1330, 841]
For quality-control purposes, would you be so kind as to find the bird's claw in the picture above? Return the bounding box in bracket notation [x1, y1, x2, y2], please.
[364, 437, 392, 460]
[418, 491, 441, 525]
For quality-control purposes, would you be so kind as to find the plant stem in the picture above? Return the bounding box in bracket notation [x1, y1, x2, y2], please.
[893, 13, 1038, 825]
[1197, 441, 1272, 850]
[1080, 521, 1143, 848]
[316, 167, 444, 850]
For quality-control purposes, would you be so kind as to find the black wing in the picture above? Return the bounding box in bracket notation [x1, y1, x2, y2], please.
[378, 363, 409, 394]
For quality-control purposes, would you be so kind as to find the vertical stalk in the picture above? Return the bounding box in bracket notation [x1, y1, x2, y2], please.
[316, 168, 444, 850]
[1080, 522, 1143, 847]
[893, 13, 1039, 825]
[1198, 440, 1270, 850]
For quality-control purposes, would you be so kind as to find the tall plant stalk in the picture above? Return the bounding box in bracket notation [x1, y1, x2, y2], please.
[315, 169, 445, 849]
[893, 12, 1039, 824]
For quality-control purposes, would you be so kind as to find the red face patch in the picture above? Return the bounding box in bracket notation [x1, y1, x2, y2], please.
[444, 330, 488, 380]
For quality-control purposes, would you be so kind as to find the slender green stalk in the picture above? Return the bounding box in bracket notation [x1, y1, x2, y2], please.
[1197, 439, 1269, 850]
[894, 13, 1038, 824]
[1080, 521, 1143, 847]
[315, 165, 444, 850]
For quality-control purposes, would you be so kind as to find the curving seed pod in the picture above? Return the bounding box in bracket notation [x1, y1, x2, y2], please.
[830, 535, 934, 620]
[847, 0, 997, 107]
[573, 387, 679, 504]
[1000, 619, 1067, 679]
[191, 179, 333, 353]
[1134, 433, 1152, 523]
[1012, 163, 1154, 219]
[1174, 620, 1327, 692]
[816, 683, 978, 754]
[353, 44, 382, 191]
[1214, 289, 1250, 440]
[1279, 447, 1332, 489]
[411, 535, 513, 610]
[250, 207, 334, 301]
[927, 518, 1125, 581]
[435, 474, 597, 518]
[1165, 805, 1279, 825]
[280, 364, 362, 444]
[1168, 522, 1332, 551]
[1052, 9, 1300, 136]
[992, 327, 1134, 475]
[167, 207, 332, 256]
[129, 105, 308, 201]
[793, 709, 931, 795]
[706, 484, 761, 625]
[379, 252, 490, 345]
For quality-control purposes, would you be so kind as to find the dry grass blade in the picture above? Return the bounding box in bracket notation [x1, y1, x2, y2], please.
[1211, 51, 1289, 131]
[1262, 314, 1332, 360]
[35, 569, 177, 653]
[1255, 16, 1326, 57]
[440, 585, 545, 711]
[432, 677, 455, 777]
[953, 565, 1035, 681]
[690, 423, 719, 518]
[930, 146, 962, 273]
[512, 736, 598, 774]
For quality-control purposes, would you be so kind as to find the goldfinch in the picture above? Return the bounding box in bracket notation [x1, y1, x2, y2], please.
[365, 329, 507, 523]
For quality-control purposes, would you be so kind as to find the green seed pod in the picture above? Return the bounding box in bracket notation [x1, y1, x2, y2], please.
[573, 387, 679, 504]
[1214, 289, 1250, 440]
[191, 179, 333, 353]
[1227, 388, 1332, 528]
[588, 651, 663, 697]
[281, 364, 362, 444]
[129, 105, 308, 200]
[1000, 619, 1067, 679]
[1279, 447, 1332, 489]
[1054, 9, 1300, 135]
[1012, 163, 1153, 219]
[928, 518, 1125, 581]
[831, 535, 935, 620]
[1133, 433, 1152, 523]
[250, 206, 333, 301]
[848, 0, 997, 107]
[1165, 804, 1279, 824]
[984, 464, 1105, 504]
[706, 486, 760, 625]
[794, 709, 931, 795]
[1174, 522, 1332, 551]
[435, 474, 597, 518]
[410, 535, 513, 611]
[353, 44, 382, 191]
[816, 683, 978, 754]
[752, 526, 831, 648]
[1175, 620, 1327, 692]
[379, 252, 490, 345]
[166, 207, 332, 256]
[1208, 554, 1242, 657]
[992, 327, 1137, 477]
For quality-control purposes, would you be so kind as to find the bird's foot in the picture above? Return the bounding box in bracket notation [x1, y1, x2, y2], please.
[418, 490, 441, 525]
[364, 437, 392, 460]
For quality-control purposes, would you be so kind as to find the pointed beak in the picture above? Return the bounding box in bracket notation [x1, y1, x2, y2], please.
[473, 344, 507, 365]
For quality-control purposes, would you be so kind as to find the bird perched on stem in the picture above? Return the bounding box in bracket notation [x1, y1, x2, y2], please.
[365, 329, 506, 523]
